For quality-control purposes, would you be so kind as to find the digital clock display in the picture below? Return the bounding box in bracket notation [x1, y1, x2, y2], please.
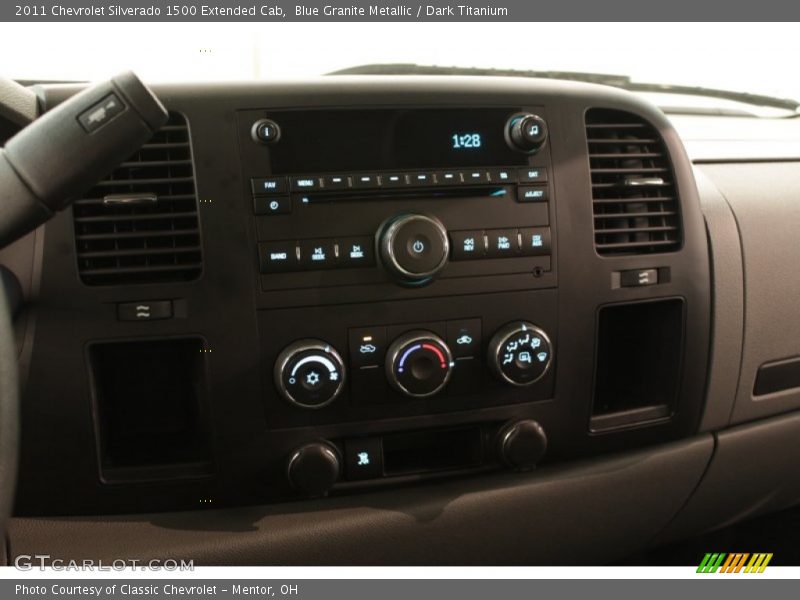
[268, 108, 529, 173]
[451, 133, 482, 149]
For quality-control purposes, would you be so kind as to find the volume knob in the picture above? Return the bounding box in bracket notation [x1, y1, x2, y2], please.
[379, 214, 449, 285]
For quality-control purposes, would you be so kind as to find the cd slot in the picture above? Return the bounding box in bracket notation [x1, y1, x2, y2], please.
[293, 185, 510, 204]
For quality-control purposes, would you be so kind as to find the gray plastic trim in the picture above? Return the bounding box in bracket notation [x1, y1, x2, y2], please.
[656, 411, 800, 545]
[700, 162, 800, 424]
[7, 436, 712, 566]
[695, 167, 744, 432]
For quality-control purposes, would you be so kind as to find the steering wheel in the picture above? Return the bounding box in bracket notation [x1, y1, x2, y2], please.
[0, 275, 18, 542]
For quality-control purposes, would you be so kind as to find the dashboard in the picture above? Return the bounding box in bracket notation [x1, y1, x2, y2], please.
[3, 76, 800, 565]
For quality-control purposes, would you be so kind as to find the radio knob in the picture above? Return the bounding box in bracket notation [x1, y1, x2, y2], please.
[287, 441, 341, 496]
[274, 339, 346, 409]
[379, 214, 449, 285]
[496, 420, 547, 470]
[386, 331, 454, 398]
[488, 321, 553, 386]
[507, 113, 548, 153]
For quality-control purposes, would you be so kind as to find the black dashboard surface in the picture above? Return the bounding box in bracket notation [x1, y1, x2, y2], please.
[6, 75, 800, 565]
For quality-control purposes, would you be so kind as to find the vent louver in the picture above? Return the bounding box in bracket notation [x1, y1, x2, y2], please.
[73, 113, 202, 285]
[586, 108, 682, 255]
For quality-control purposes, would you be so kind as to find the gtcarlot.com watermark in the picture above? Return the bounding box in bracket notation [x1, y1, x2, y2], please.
[14, 555, 194, 571]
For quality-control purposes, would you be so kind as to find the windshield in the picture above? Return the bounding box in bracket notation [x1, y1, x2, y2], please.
[2, 22, 798, 111]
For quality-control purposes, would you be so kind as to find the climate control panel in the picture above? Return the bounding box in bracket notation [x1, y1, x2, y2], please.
[271, 316, 555, 414]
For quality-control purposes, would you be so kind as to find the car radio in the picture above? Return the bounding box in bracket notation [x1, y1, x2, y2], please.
[232, 105, 561, 491]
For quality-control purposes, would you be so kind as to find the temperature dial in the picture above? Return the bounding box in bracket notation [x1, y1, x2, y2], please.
[488, 322, 553, 386]
[274, 339, 346, 409]
[386, 331, 454, 398]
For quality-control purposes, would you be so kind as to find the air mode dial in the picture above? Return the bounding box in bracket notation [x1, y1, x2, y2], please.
[488, 321, 553, 386]
[274, 339, 346, 409]
[386, 330, 454, 398]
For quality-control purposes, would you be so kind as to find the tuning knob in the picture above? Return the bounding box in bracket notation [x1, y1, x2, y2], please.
[379, 214, 449, 285]
[287, 441, 341, 496]
[496, 420, 547, 470]
[488, 321, 553, 386]
[386, 330, 454, 398]
[274, 339, 346, 409]
[506, 113, 548, 154]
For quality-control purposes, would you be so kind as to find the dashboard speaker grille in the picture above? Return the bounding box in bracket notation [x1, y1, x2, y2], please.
[586, 108, 682, 255]
[73, 112, 202, 286]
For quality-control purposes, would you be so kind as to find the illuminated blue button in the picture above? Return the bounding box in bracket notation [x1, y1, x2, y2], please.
[253, 196, 291, 215]
[383, 173, 409, 188]
[449, 230, 485, 260]
[519, 167, 548, 183]
[447, 318, 481, 359]
[290, 176, 322, 191]
[345, 437, 383, 480]
[258, 241, 299, 273]
[486, 229, 520, 258]
[252, 177, 288, 195]
[324, 175, 350, 189]
[488, 168, 517, 183]
[298, 239, 336, 269]
[462, 170, 490, 183]
[353, 173, 380, 188]
[409, 172, 435, 186]
[519, 227, 551, 256]
[337, 236, 375, 268]
[517, 186, 549, 203]
[436, 171, 462, 185]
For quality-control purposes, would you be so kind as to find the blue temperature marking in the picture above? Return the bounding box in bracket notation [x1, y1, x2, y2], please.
[397, 344, 422, 374]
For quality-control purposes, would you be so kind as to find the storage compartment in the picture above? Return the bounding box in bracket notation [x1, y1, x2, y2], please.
[591, 298, 684, 431]
[382, 427, 484, 476]
[88, 338, 213, 481]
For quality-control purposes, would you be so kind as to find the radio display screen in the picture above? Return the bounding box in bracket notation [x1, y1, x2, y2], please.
[267, 108, 530, 173]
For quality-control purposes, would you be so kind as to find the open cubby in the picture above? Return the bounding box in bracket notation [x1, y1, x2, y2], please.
[88, 338, 213, 481]
[591, 298, 684, 431]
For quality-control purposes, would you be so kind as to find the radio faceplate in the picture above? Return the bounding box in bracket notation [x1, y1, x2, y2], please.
[237, 106, 557, 308]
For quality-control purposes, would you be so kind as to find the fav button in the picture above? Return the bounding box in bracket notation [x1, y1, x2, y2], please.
[251, 177, 288, 195]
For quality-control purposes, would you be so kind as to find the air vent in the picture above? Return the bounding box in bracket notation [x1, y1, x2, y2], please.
[73, 113, 202, 285]
[586, 108, 682, 255]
